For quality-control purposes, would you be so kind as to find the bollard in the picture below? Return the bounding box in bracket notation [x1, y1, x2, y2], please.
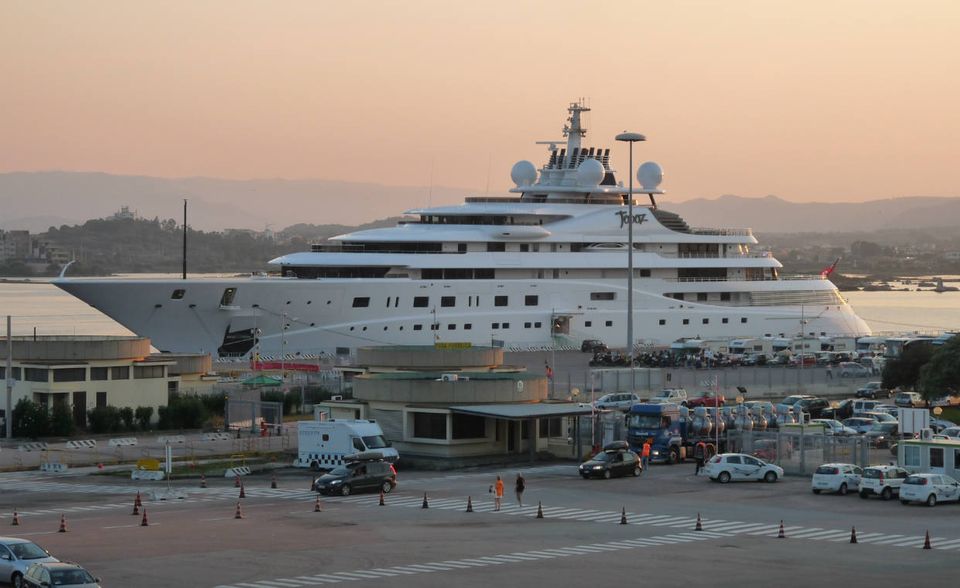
[141, 508, 149, 527]
[379, 491, 385, 506]
[536, 501, 544, 519]
[695, 513, 702, 531]
[314, 495, 323, 512]
[11, 510, 20, 526]
[421, 493, 429, 509]
[58, 514, 68, 533]
[465, 496, 473, 513]
[234, 501, 244, 519]
[777, 520, 785, 539]
[923, 530, 932, 550]
[619, 507, 627, 525]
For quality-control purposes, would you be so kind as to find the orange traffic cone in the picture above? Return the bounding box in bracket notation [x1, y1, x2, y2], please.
[314, 495, 323, 512]
[695, 513, 703, 531]
[11, 510, 20, 526]
[536, 501, 544, 519]
[58, 514, 67, 533]
[850, 526, 857, 544]
[234, 501, 244, 519]
[777, 520, 785, 539]
[619, 507, 628, 525]
[131, 498, 140, 516]
[379, 491, 385, 506]
[466, 496, 473, 513]
[271, 475, 278, 489]
[234, 475, 241, 488]
[239, 483, 246, 499]
[200, 474, 207, 488]
[923, 530, 932, 550]
[140, 508, 149, 527]
[421, 493, 429, 509]
[135, 491, 142, 507]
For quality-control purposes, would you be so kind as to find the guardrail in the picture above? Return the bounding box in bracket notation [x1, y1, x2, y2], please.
[156, 435, 186, 444]
[65, 439, 97, 449]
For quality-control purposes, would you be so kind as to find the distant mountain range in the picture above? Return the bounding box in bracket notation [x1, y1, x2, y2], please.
[1, 171, 957, 233]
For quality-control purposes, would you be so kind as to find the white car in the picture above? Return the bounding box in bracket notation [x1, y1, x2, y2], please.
[593, 393, 640, 411]
[859, 465, 910, 500]
[704, 453, 783, 483]
[0, 537, 58, 588]
[899, 473, 960, 506]
[839, 362, 871, 377]
[810, 419, 857, 436]
[811, 463, 862, 495]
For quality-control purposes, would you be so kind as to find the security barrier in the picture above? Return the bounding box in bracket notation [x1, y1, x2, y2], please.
[109, 437, 139, 447]
[224, 466, 252, 478]
[156, 435, 186, 444]
[65, 439, 97, 449]
[202, 432, 233, 442]
[18, 442, 48, 451]
[39, 462, 68, 473]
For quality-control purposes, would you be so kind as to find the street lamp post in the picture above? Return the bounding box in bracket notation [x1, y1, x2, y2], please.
[615, 132, 646, 370]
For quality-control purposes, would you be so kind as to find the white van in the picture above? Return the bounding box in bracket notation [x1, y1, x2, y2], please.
[296, 419, 399, 470]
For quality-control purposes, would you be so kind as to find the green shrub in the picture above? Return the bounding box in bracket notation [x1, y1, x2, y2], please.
[157, 394, 208, 430]
[119, 407, 135, 431]
[87, 406, 122, 434]
[135, 406, 154, 430]
[50, 402, 75, 436]
[12, 398, 49, 438]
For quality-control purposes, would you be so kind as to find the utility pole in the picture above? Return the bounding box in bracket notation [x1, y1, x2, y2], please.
[5, 316, 12, 440]
[182, 199, 188, 280]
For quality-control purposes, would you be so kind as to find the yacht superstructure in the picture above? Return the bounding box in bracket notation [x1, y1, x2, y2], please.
[55, 102, 871, 358]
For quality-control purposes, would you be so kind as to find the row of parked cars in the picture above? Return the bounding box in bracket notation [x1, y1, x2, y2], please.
[811, 463, 960, 506]
[0, 537, 100, 587]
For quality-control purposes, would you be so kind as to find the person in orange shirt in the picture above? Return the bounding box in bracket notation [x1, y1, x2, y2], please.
[494, 475, 505, 511]
[641, 439, 652, 470]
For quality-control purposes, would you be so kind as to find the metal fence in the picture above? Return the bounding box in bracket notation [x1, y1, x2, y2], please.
[225, 398, 283, 434]
[728, 430, 880, 475]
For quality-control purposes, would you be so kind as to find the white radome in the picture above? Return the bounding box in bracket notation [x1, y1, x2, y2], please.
[576, 158, 606, 187]
[510, 160, 538, 186]
[637, 161, 663, 191]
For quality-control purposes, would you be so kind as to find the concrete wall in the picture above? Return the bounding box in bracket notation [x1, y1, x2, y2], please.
[0, 336, 151, 361]
[357, 346, 503, 369]
[354, 377, 547, 404]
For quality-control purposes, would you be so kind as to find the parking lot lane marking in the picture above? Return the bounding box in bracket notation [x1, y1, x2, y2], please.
[334, 571, 393, 579]
[891, 537, 926, 547]
[292, 576, 341, 584]
[788, 529, 847, 540]
[930, 538, 960, 549]
[746, 525, 802, 536]
[778, 528, 827, 539]
[257, 579, 316, 586]
[725, 523, 788, 534]
[651, 516, 701, 527]
[14, 531, 58, 537]
[867, 535, 907, 545]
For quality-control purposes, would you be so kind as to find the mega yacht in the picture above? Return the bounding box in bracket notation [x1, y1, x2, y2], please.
[55, 102, 871, 358]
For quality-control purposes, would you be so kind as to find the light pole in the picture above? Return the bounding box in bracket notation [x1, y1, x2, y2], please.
[615, 132, 645, 369]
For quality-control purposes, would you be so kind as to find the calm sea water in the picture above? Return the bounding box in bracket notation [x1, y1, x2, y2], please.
[0, 278, 958, 337]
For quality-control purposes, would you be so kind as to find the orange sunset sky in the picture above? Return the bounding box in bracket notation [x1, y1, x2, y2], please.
[2, 1, 958, 203]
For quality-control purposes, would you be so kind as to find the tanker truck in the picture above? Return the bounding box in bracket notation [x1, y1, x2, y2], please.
[625, 403, 727, 464]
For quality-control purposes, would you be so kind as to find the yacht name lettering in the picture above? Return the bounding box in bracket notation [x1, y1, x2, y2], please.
[617, 211, 647, 228]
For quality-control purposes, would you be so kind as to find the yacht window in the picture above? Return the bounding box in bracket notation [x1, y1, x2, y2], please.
[475, 268, 495, 279]
[492, 323, 500, 329]
[585, 321, 592, 327]
[672, 293, 684, 300]
[458, 243, 467, 253]
[659, 319, 666, 325]
[495, 296, 508, 307]
[171, 289, 186, 300]
[741, 317, 748, 324]
[430, 324, 439, 331]
[502, 322, 510, 329]
[487, 242, 505, 252]
[722, 318, 729, 324]
[413, 296, 429, 308]
[441, 296, 455, 308]
[525, 295, 538, 306]
[448, 324, 456, 330]
[464, 324, 472, 330]
[532, 244, 539, 252]
[336, 347, 350, 356]
[520, 244, 529, 252]
[534, 322, 542, 328]
[703, 318, 709, 324]
[590, 292, 615, 301]
[605, 320, 613, 327]
[524, 322, 532, 328]
[639, 269, 651, 277]
[697, 293, 708, 301]
[220, 288, 237, 306]
[413, 324, 423, 331]
[352, 297, 370, 308]
[720, 292, 731, 301]
[683, 319, 690, 325]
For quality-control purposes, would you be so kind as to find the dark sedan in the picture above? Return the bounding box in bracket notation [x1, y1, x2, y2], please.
[579, 448, 642, 479]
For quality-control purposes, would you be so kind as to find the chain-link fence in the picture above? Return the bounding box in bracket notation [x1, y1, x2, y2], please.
[728, 430, 887, 475]
[225, 398, 283, 434]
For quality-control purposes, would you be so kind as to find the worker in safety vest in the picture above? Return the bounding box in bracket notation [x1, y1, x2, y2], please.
[641, 439, 652, 470]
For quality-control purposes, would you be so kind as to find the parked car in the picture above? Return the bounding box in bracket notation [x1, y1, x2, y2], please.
[751, 439, 779, 462]
[22, 562, 100, 588]
[781, 394, 817, 407]
[929, 419, 957, 434]
[811, 463, 862, 495]
[862, 411, 897, 424]
[647, 388, 687, 405]
[899, 473, 960, 506]
[894, 391, 924, 408]
[793, 397, 831, 419]
[313, 452, 398, 496]
[939, 426, 960, 439]
[851, 399, 884, 415]
[856, 382, 890, 399]
[684, 391, 725, 408]
[839, 362, 871, 377]
[579, 442, 642, 479]
[594, 392, 641, 411]
[580, 339, 608, 353]
[842, 417, 878, 435]
[820, 399, 854, 421]
[810, 419, 858, 436]
[0, 538, 58, 588]
[703, 453, 783, 483]
[865, 422, 899, 448]
[859, 465, 910, 500]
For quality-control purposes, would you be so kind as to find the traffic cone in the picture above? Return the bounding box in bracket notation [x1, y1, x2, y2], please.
[421, 493, 429, 509]
[271, 475, 278, 489]
[131, 498, 140, 516]
[850, 526, 857, 544]
[379, 491, 385, 506]
[619, 507, 628, 525]
[536, 501, 544, 519]
[11, 510, 20, 526]
[466, 496, 473, 513]
[200, 474, 207, 489]
[135, 491, 142, 507]
[695, 513, 702, 531]
[140, 508, 149, 527]
[58, 514, 67, 533]
[777, 520, 785, 539]
[239, 483, 246, 499]
[235, 475, 241, 488]
[314, 495, 323, 512]
[923, 530, 932, 550]
[234, 501, 244, 519]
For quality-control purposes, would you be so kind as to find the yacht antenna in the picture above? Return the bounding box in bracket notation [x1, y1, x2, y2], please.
[182, 198, 188, 280]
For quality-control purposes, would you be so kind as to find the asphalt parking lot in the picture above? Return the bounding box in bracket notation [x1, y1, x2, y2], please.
[1, 462, 957, 587]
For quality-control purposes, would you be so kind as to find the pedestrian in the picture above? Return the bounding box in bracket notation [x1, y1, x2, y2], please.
[694, 441, 705, 476]
[826, 365, 833, 380]
[515, 472, 525, 507]
[494, 475, 504, 511]
[641, 439, 652, 470]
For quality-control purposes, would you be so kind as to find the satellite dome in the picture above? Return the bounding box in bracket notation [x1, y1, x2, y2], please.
[576, 158, 605, 187]
[510, 160, 538, 187]
[637, 161, 663, 191]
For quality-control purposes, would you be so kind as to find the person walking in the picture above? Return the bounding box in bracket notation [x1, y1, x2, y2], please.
[694, 441, 706, 476]
[515, 473, 525, 507]
[641, 439, 652, 470]
[494, 475, 504, 511]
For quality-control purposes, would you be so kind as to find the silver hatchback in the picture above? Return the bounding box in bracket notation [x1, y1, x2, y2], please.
[0, 538, 58, 588]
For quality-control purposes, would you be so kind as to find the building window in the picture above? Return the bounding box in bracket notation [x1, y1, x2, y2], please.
[931, 447, 944, 468]
[495, 295, 508, 307]
[525, 295, 538, 306]
[24, 368, 49, 382]
[491, 323, 499, 329]
[703, 318, 709, 325]
[90, 367, 108, 381]
[96, 392, 107, 408]
[447, 324, 456, 330]
[659, 319, 666, 326]
[741, 317, 748, 324]
[585, 321, 592, 327]
[502, 322, 510, 329]
[53, 368, 86, 382]
[539, 417, 563, 437]
[413, 412, 447, 439]
[134, 365, 165, 379]
[413, 296, 429, 308]
[903, 445, 921, 467]
[451, 414, 486, 439]
[534, 322, 542, 328]
[590, 292, 615, 301]
[171, 289, 186, 300]
[441, 296, 455, 307]
[683, 319, 690, 325]
[464, 323, 472, 330]
[605, 320, 613, 327]
[722, 318, 729, 324]
[524, 322, 532, 328]
[720, 292, 731, 301]
[352, 297, 370, 308]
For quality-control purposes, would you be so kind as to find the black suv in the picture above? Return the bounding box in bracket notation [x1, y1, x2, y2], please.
[581, 339, 608, 353]
[579, 441, 642, 479]
[313, 453, 397, 496]
[794, 397, 831, 420]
